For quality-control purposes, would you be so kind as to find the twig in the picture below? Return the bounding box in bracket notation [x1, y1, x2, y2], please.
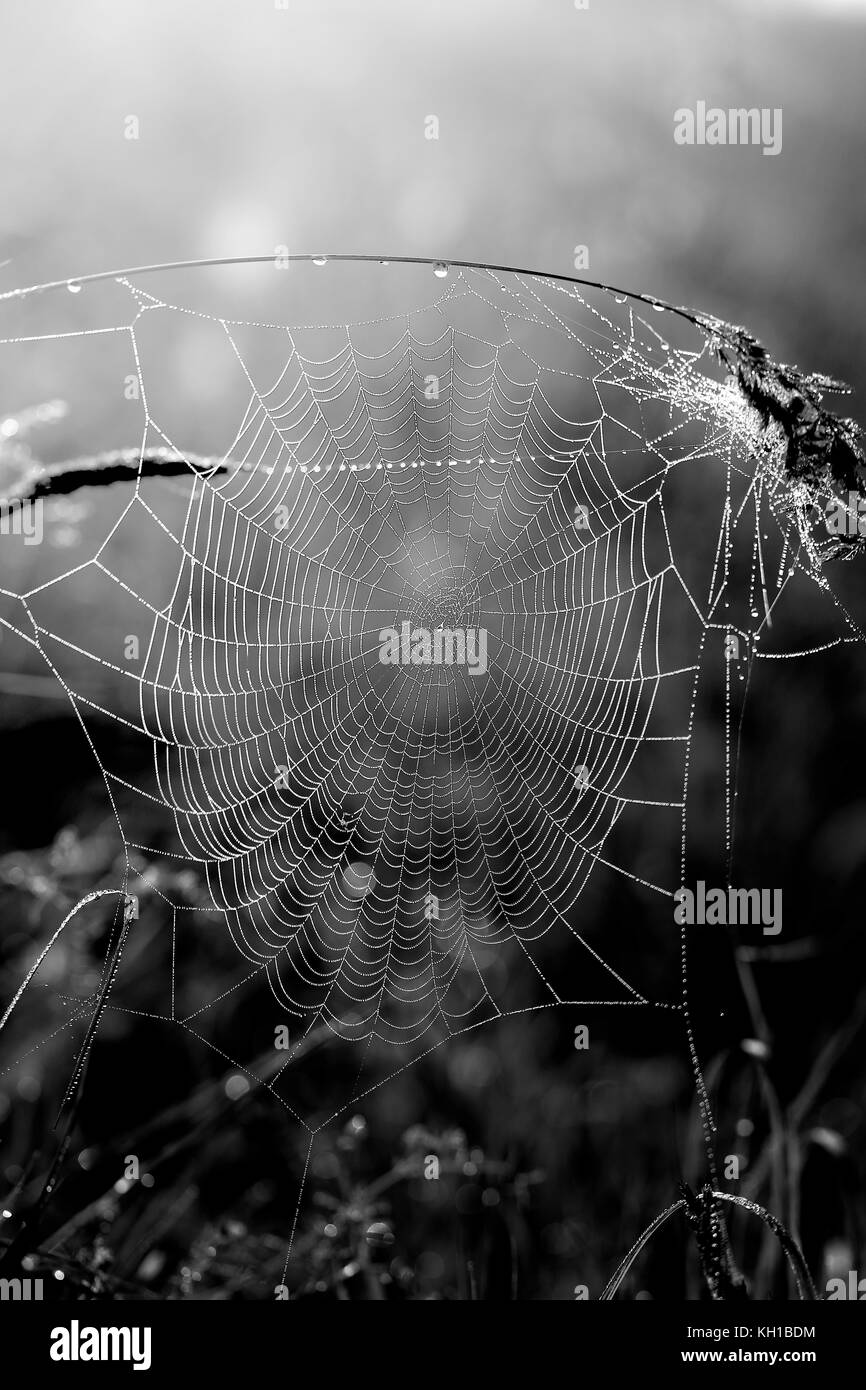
[697, 313, 866, 498]
[3, 448, 235, 503]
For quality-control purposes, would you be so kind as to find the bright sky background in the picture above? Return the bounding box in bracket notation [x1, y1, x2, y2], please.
[1, 0, 864, 403]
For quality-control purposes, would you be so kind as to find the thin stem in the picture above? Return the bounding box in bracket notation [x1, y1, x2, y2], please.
[600, 1189, 817, 1301]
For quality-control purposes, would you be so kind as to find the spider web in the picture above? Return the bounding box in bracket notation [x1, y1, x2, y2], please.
[0, 258, 861, 1286]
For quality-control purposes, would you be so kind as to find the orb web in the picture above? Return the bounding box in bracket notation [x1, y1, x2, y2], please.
[0, 257, 861, 1283]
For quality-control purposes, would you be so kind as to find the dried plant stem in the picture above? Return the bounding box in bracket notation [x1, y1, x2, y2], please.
[600, 1189, 817, 1302]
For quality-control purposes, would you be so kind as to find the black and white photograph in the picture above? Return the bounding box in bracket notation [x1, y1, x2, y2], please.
[0, 0, 864, 1369]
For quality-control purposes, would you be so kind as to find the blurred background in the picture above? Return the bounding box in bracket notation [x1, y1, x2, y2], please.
[1, 0, 865, 1301]
[2, 0, 865, 397]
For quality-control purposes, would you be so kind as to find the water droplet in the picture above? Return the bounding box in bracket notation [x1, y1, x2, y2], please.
[312, 256, 327, 267]
[67, 281, 82, 294]
[365, 1221, 395, 1251]
[750, 607, 759, 618]
[379, 259, 389, 266]
[651, 301, 665, 313]
[613, 293, 628, 304]
[433, 262, 449, 279]
[224, 1073, 250, 1101]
